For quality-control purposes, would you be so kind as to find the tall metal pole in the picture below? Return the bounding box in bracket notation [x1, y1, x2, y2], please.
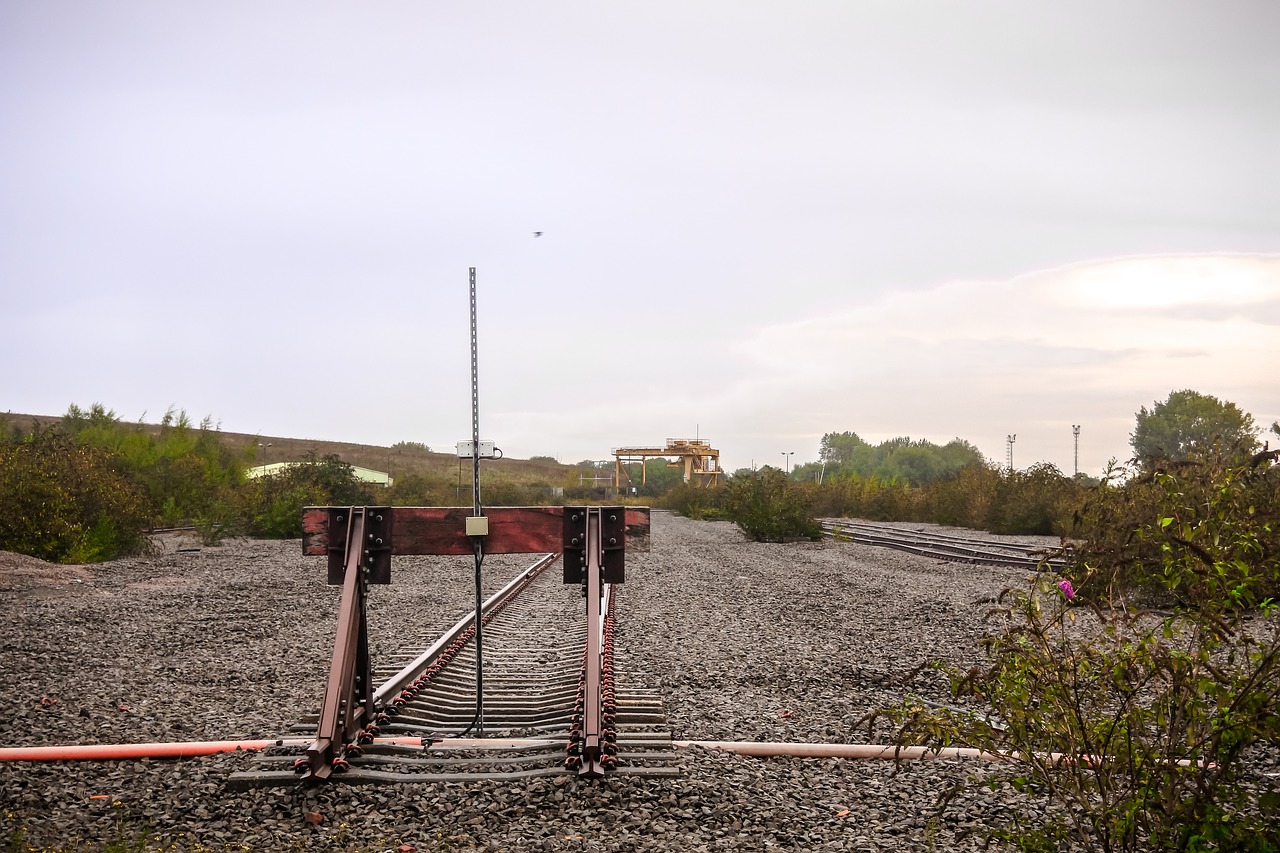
[1006, 434, 1016, 472]
[469, 267, 484, 736]
[1072, 425, 1081, 477]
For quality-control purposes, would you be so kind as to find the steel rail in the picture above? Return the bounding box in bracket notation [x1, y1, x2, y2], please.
[844, 519, 1035, 548]
[305, 508, 373, 778]
[826, 519, 1057, 557]
[371, 552, 559, 709]
[830, 519, 1040, 552]
[822, 519, 1068, 571]
[825, 528, 1056, 569]
[579, 509, 605, 776]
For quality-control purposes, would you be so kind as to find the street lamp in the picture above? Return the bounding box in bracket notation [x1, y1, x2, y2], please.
[781, 451, 794, 475]
[258, 442, 272, 471]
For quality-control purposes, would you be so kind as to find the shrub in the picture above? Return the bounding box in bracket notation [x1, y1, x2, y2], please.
[1071, 451, 1280, 608]
[479, 479, 555, 506]
[61, 403, 245, 527]
[985, 462, 1082, 536]
[720, 468, 821, 542]
[192, 484, 241, 545]
[883, 451, 1280, 852]
[807, 462, 1083, 536]
[857, 474, 918, 522]
[805, 478, 857, 518]
[386, 472, 451, 506]
[921, 463, 1000, 528]
[659, 483, 725, 520]
[241, 453, 373, 538]
[803, 474, 921, 522]
[0, 429, 153, 562]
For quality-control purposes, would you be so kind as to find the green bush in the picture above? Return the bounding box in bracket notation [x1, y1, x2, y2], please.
[921, 463, 999, 528]
[985, 462, 1082, 536]
[802, 474, 921, 522]
[883, 451, 1280, 852]
[0, 429, 153, 562]
[192, 484, 242, 545]
[1072, 451, 1280, 609]
[240, 453, 373, 538]
[478, 478, 557, 506]
[721, 468, 821, 542]
[806, 462, 1081, 536]
[658, 483, 725, 520]
[858, 474, 918, 522]
[386, 472, 451, 506]
[61, 403, 245, 527]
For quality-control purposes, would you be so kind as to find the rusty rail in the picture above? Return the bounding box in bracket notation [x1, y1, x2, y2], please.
[822, 519, 1067, 571]
[372, 552, 559, 710]
[304, 508, 377, 779]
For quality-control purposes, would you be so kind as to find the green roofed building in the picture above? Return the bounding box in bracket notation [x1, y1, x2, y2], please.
[246, 461, 393, 487]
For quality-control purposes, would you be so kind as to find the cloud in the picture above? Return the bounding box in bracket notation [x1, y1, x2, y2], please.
[715, 255, 1280, 473]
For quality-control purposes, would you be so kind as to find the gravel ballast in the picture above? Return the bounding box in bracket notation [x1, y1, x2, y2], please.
[4, 514, 1075, 850]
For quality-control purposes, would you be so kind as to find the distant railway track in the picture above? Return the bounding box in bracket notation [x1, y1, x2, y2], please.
[821, 519, 1069, 572]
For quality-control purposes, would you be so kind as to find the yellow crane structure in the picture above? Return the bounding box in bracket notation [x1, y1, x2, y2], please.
[613, 438, 721, 488]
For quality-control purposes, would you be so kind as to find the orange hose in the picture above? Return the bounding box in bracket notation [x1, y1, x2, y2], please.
[0, 739, 305, 761]
[0, 737, 548, 762]
[2, 738, 990, 763]
[679, 741, 1206, 767]
[0, 738, 1206, 768]
[677, 741, 1003, 761]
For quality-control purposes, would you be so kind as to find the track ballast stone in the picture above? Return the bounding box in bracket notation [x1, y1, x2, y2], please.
[5, 515, 1075, 850]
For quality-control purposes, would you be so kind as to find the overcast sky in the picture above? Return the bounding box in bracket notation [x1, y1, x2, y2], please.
[3, 1, 1278, 475]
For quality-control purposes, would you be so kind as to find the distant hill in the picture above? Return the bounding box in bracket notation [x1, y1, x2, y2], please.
[0, 411, 578, 488]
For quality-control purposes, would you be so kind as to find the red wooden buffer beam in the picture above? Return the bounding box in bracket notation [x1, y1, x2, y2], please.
[303, 506, 651, 564]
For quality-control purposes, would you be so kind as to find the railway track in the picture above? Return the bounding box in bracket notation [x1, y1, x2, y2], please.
[230, 510, 1057, 788]
[822, 519, 1068, 571]
[231, 546, 678, 787]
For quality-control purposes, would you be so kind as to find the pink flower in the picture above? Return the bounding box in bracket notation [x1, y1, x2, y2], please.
[1057, 578, 1075, 601]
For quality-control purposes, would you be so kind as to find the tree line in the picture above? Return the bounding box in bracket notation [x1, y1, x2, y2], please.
[0, 404, 387, 561]
[2, 390, 1273, 564]
[666, 388, 1275, 542]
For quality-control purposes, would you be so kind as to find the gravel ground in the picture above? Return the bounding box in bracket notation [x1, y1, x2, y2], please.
[4, 513, 1071, 851]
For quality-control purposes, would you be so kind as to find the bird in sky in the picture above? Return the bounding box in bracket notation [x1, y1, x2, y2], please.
[533, 231, 543, 237]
